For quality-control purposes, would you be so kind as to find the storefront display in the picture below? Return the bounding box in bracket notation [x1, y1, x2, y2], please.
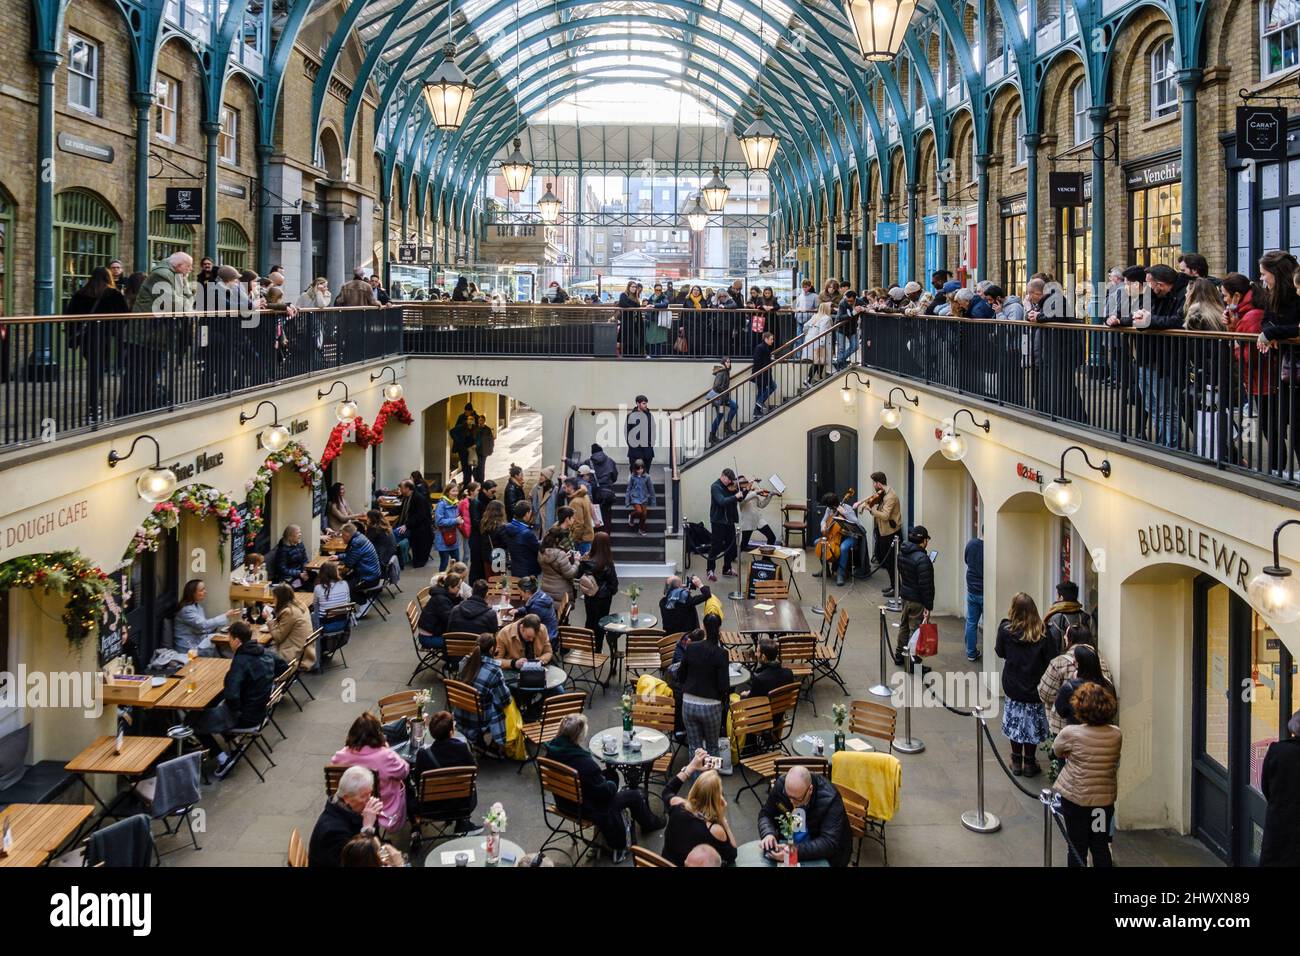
[999, 195, 1027, 294]
[1126, 155, 1182, 268]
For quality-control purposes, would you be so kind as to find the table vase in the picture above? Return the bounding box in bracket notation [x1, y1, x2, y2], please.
[485, 827, 502, 866]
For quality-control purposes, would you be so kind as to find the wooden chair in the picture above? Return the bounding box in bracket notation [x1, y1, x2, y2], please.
[407, 613, 443, 686]
[406, 600, 422, 633]
[731, 696, 780, 804]
[266, 660, 299, 744]
[751, 578, 790, 601]
[287, 827, 308, 867]
[442, 678, 492, 757]
[773, 755, 830, 777]
[324, 764, 381, 800]
[623, 630, 667, 688]
[378, 690, 422, 723]
[631, 845, 676, 867]
[782, 502, 808, 548]
[811, 609, 851, 697]
[520, 692, 587, 774]
[441, 633, 480, 677]
[767, 682, 802, 752]
[537, 756, 601, 866]
[816, 593, 839, 642]
[319, 603, 356, 668]
[415, 586, 431, 608]
[777, 633, 818, 712]
[833, 782, 873, 866]
[556, 591, 572, 627]
[409, 767, 479, 856]
[631, 694, 678, 783]
[283, 629, 320, 710]
[849, 699, 897, 754]
[557, 627, 608, 702]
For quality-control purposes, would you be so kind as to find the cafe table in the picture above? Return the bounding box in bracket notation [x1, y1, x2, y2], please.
[0, 804, 95, 867]
[791, 730, 875, 757]
[735, 839, 831, 867]
[64, 736, 173, 817]
[597, 613, 658, 686]
[588, 724, 670, 794]
[502, 664, 568, 694]
[728, 662, 751, 688]
[229, 583, 313, 611]
[420, 835, 526, 867]
[156, 658, 231, 711]
[321, 537, 346, 554]
[210, 623, 275, 655]
[305, 555, 331, 571]
[730, 600, 810, 639]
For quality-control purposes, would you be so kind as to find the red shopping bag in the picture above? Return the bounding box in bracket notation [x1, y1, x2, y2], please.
[912, 611, 939, 657]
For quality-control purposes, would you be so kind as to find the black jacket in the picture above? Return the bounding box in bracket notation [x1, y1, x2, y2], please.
[366, 526, 398, 570]
[1137, 273, 1189, 330]
[748, 661, 795, 698]
[897, 541, 934, 609]
[224, 641, 282, 727]
[1261, 736, 1300, 866]
[307, 799, 362, 867]
[545, 737, 616, 816]
[404, 489, 433, 536]
[580, 560, 618, 602]
[502, 520, 541, 577]
[503, 480, 527, 517]
[994, 621, 1057, 703]
[709, 479, 740, 525]
[677, 638, 730, 709]
[414, 737, 476, 779]
[268, 540, 308, 582]
[757, 773, 852, 866]
[446, 596, 498, 636]
[751, 340, 774, 378]
[585, 450, 619, 493]
[659, 585, 710, 635]
[416, 585, 460, 638]
[1263, 295, 1300, 342]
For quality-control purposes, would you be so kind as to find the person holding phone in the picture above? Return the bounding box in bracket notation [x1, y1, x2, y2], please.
[757, 764, 851, 866]
[659, 749, 738, 866]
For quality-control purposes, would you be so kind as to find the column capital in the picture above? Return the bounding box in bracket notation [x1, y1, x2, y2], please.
[1176, 67, 1204, 89]
[1087, 104, 1111, 123]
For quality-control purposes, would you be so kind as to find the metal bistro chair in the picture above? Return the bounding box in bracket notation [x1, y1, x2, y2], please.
[623, 629, 668, 690]
[833, 782, 873, 867]
[731, 696, 779, 805]
[442, 677, 493, 759]
[266, 660, 300, 745]
[441, 632, 481, 678]
[811, 609, 851, 697]
[218, 684, 285, 783]
[536, 755, 601, 866]
[130, 751, 205, 862]
[751, 578, 790, 601]
[356, 577, 389, 622]
[285, 630, 320, 708]
[519, 692, 587, 774]
[777, 632, 819, 714]
[319, 603, 356, 669]
[557, 626, 609, 703]
[766, 682, 802, 754]
[632, 694, 679, 788]
[408, 604, 443, 686]
[378, 689, 423, 724]
[816, 593, 839, 643]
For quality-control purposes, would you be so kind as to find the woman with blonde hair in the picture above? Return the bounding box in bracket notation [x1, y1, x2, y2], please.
[659, 748, 738, 866]
[267, 582, 317, 671]
[800, 301, 834, 389]
[995, 592, 1056, 777]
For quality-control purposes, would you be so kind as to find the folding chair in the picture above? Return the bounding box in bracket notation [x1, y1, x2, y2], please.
[266, 660, 299, 743]
[287, 827, 308, 867]
[731, 697, 779, 805]
[384, 554, 403, 598]
[408, 606, 444, 686]
[631, 845, 676, 867]
[556, 591, 572, 627]
[285, 630, 320, 708]
[319, 604, 356, 668]
[378, 689, 422, 723]
[777, 633, 818, 713]
[773, 754, 830, 778]
[632, 694, 678, 787]
[811, 609, 851, 697]
[537, 756, 602, 866]
[520, 692, 586, 774]
[751, 578, 790, 601]
[849, 699, 897, 754]
[324, 765, 381, 800]
[557, 626, 608, 703]
[52, 814, 156, 868]
[130, 751, 204, 861]
[766, 682, 802, 754]
[218, 683, 286, 782]
[415, 586, 431, 608]
[409, 767, 479, 856]
[833, 782, 871, 867]
[355, 578, 389, 621]
[441, 633, 480, 677]
[623, 629, 667, 689]
[816, 594, 839, 642]
[442, 678, 493, 759]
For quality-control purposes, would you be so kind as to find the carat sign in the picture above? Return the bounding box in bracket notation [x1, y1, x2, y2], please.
[1236, 106, 1287, 162]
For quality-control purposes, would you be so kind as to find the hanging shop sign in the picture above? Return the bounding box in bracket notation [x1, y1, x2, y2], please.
[56, 132, 114, 163]
[1125, 157, 1182, 190]
[835, 233, 853, 251]
[875, 221, 899, 244]
[397, 243, 417, 263]
[1136, 522, 1252, 590]
[937, 206, 965, 234]
[1236, 106, 1288, 162]
[418, 245, 435, 264]
[273, 214, 301, 243]
[999, 196, 1028, 217]
[1049, 172, 1085, 208]
[165, 187, 202, 224]
[218, 181, 247, 199]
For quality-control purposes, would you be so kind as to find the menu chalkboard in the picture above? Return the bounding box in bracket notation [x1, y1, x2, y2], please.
[230, 501, 251, 570]
[312, 478, 326, 518]
[746, 558, 778, 597]
[97, 577, 126, 667]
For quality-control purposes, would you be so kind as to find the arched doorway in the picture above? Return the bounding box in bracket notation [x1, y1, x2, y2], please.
[870, 424, 912, 530]
[421, 393, 542, 490]
[807, 424, 857, 509]
[919, 449, 983, 616]
[994, 490, 1099, 635]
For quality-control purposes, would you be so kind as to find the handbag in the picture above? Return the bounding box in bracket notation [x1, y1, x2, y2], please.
[750, 313, 765, 334]
[910, 610, 940, 657]
[518, 660, 546, 689]
[674, 328, 689, 353]
[440, 527, 458, 547]
[577, 573, 599, 597]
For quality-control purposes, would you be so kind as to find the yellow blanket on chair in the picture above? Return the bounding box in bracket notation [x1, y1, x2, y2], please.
[831, 750, 901, 822]
[636, 674, 673, 700]
[503, 698, 528, 761]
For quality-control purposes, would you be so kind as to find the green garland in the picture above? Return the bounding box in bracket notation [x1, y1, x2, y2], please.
[0, 550, 115, 651]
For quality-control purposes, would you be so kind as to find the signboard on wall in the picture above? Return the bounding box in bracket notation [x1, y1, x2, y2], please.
[97, 581, 126, 668]
[937, 206, 965, 234]
[875, 221, 899, 245]
[397, 244, 417, 263]
[1235, 106, 1287, 162]
[1049, 172, 1085, 208]
[418, 245, 434, 264]
[230, 502, 250, 570]
[312, 479, 326, 519]
[273, 214, 301, 242]
[165, 187, 202, 224]
[835, 233, 853, 251]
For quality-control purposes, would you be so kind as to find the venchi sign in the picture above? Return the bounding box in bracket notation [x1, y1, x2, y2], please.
[1137, 522, 1251, 589]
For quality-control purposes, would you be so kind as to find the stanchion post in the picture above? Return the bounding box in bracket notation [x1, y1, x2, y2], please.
[868, 606, 891, 698]
[1039, 788, 1059, 867]
[884, 535, 902, 612]
[960, 706, 1001, 833]
[728, 523, 745, 601]
[893, 650, 925, 754]
[812, 552, 828, 616]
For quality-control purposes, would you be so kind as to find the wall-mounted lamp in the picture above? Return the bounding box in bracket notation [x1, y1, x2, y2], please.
[317, 381, 359, 425]
[107, 434, 177, 503]
[880, 386, 918, 429]
[1042, 445, 1111, 517]
[239, 400, 290, 452]
[1248, 519, 1300, 624]
[370, 366, 405, 402]
[939, 408, 990, 461]
[840, 370, 871, 405]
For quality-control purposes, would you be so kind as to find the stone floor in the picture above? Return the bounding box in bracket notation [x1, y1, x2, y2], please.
[166, 558, 1221, 868]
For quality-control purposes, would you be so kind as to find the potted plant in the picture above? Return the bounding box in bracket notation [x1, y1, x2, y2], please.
[625, 584, 642, 620]
[831, 703, 848, 752]
[483, 802, 508, 866]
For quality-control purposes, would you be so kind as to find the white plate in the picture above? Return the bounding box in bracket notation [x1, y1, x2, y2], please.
[150, 676, 167, 687]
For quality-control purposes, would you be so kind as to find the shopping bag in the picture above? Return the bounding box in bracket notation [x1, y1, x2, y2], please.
[908, 611, 939, 657]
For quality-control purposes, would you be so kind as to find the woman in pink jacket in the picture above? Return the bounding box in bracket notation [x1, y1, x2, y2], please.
[458, 481, 477, 563]
[332, 712, 410, 830]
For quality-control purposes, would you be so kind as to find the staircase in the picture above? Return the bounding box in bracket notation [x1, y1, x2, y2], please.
[603, 464, 668, 569]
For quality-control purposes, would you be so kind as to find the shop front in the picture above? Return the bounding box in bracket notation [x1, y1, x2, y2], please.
[1056, 177, 1092, 293]
[1126, 154, 1182, 269]
[1224, 114, 1300, 275]
[999, 194, 1027, 294]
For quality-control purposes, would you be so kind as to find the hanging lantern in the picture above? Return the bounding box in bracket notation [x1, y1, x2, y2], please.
[538, 182, 562, 223]
[842, 0, 918, 62]
[422, 44, 476, 131]
[260, 424, 291, 453]
[736, 105, 780, 173]
[700, 165, 731, 213]
[500, 137, 533, 194]
[335, 399, 360, 425]
[685, 194, 710, 232]
[383, 382, 405, 402]
[136, 467, 178, 504]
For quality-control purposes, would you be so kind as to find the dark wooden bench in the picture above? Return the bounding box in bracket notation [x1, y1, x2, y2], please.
[0, 760, 77, 809]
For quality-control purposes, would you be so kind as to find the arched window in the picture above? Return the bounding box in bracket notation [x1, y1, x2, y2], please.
[217, 219, 250, 269]
[54, 189, 119, 303]
[1150, 38, 1178, 119]
[1262, 0, 1300, 79]
[147, 208, 195, 265]
[0, 187, 13, 315]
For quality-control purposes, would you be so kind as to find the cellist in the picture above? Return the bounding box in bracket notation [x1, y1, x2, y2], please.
[813, 491, 856, 586]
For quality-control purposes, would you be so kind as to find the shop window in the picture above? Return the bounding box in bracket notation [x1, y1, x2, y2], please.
[54, 189, 119, 304]
[1262, 0, 1300, 79]
[1130, 181, 1182, 267]
[147, 208, 195, 265]
[217, 218, 250, 269]
[155, 75, 179, 142]
[1002, 210, 1027, 292]
[1150, 39, 1178, 119]
[66, 32, 98, 115]
[219, 106, 239, 164]
[1013, 110, 1027, 165]
[0, 188, 12, 316]
[1072, 81, 1089, 145]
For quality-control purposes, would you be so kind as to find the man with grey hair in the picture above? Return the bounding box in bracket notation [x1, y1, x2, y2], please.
[119, 250, 195, 415]
[308, 765, 383, 867]
[544, 712, 664, 863]
[1260, 709, 1300, 865]
[684, 844, 723, 867]
[337, 266, 379, 307]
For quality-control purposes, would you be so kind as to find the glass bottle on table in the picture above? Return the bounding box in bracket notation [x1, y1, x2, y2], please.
[186, 647, 198, 693]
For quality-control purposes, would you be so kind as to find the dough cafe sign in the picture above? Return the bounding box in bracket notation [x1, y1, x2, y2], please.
[3, 499, 89, 548]
[1137, 522, 1252, 590]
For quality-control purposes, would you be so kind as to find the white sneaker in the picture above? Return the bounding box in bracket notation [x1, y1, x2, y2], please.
[215, 751, 230, 768]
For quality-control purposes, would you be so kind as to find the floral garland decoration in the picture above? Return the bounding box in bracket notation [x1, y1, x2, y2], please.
[243, 441, 324, 544]
[0, 550, 115, 650]
[319, 398, 412, 469]
[371, 398, 413, 444]
[126, 484, 244, 563]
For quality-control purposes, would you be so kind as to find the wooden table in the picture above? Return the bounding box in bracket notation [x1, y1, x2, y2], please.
[211, 624, 274, 652]
[321, 537, 346, 554]
[100, 677, 181, 709]
[305, 555, 332, 571]
[229, 583, 312, 611]
[0, 804, 94, 867]
[65, 736, 173, 816]
[730, 599, 810, 637]
[156, 658, 231, 711]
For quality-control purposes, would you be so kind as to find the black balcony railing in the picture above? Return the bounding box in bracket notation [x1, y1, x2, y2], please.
[860, 311, 1300, 487]
[0, 306, 402, 450]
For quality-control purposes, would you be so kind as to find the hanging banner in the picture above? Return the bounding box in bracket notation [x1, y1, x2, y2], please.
[418, 245, 434, 264]
[835, 233, 853, 251]
[273, 214, 301, 243]
[937, 206, 965, 235]
[875, 221, 900, 245]
[1049, 172, 1085, 208]
[1236, 106, 1288, 162]
[165, 187, 202, 224]
[397, 243, 417, 263]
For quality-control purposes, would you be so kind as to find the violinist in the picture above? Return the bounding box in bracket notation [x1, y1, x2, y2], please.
[737, 475, 778, 551]
[813, 492, 856, 586]
[857, 470, 902, 594]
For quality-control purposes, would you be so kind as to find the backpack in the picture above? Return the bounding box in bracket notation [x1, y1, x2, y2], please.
[479, 428, 495, 457]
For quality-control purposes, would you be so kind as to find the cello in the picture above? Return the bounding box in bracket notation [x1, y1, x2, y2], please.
[813, 486, 855, 563]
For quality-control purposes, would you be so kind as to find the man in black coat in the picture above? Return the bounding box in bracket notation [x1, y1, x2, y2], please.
[751, 330, 777, 416]
[397, 480, 434, 568]
[584, 443, 619, 511]
[416, 579, 461, 647]
[757, 765, 851, 866]
[191, 622, 285, 774]
[625, 394, 655, 471]
[895, 525, 935, 663]
[1261, 711, 1300, 866]
[468, 481, 496, 580]
[659, 575, 710, 635]
[706, 468, 743, 582]
[308, 765, 383, 867]
[446, 578, 499, 636]
[744, 637, 795, 698]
